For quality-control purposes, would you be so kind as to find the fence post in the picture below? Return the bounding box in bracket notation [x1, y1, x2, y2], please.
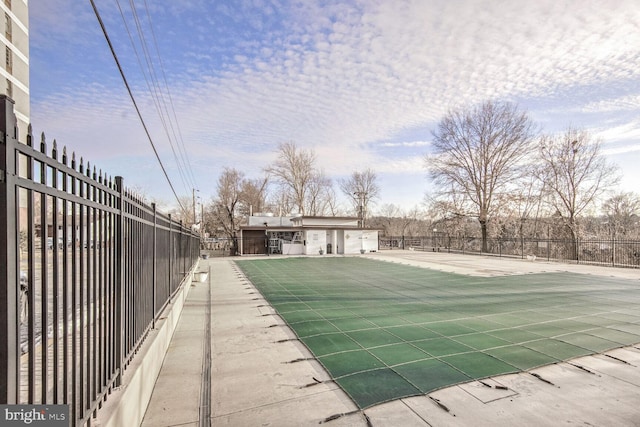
[188, 224, 192, 267]
[611, 238, 615, 267]
[114, 176, 124, 386]
[0, 94, 18, 403]
[152, 203, 157, 328]
[180, 221, 185, 277]
[168, 214, 173, 297]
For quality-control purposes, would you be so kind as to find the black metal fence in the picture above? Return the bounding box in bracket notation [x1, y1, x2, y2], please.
[0, 96, 200, 426]
[380, 235, 640, 268]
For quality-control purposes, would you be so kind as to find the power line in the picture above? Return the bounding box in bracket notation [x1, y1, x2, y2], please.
[114, 0, 194, 196]
[89, 0, 187, 213]
[140, 0, 198, 188]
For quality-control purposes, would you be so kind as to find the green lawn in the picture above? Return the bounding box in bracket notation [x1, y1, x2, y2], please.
[236, 257, 640, 408]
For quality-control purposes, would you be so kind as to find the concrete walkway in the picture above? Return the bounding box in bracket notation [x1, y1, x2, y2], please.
[142, 257, 362, 427]
[142, 252, 640, 426]
[140, 263, 208, 427]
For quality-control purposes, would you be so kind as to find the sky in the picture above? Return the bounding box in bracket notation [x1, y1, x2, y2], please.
[29, 0, 640, 214]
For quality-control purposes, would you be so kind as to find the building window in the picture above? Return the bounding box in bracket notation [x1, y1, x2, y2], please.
[5, 46, 12, 73]
[6, 79, 12, 97]
[4, 13, 11, 42]
[4, 0, 11, 8]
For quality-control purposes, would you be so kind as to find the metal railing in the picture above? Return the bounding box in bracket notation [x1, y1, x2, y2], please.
[0, 95, 201, 425]
[379, 235, 640, 268]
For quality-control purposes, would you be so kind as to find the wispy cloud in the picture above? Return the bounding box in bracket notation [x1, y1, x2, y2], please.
[582, 95, 640, 114]
[602, 143, 640, 156]
[380, 141, 431, 148]
[30, 0, 640, 204]
[597, 120, 640, 150]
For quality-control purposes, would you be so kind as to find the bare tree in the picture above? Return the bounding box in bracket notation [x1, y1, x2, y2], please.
[266, 142, 316, 214]
[497, 175, 546, 239]
[167, 195, 197, 227]
[370, 204, 420, 237]
[427, 101, 537, 252]
[602, 192, 640, 238]
[206, 168, 244, 253]
[400, 207, 422, 237]
[339, 168, 381, 227]
[323, 184, 343, 216]
[425, 194, 476, 238]
[239, 176, 269, 217]
[267, 186, 296, 216]
[536, 127, 619, 242]
[369, 203, 402, 236]
[306, 172, 336, 216]
[376, 203, 403, 218]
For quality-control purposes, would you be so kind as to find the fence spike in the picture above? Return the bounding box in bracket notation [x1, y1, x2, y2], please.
[52, 140, 58, 160]
[26, 123, 33, 147]
[79, 157, 84, 174]
[98, 169, 103, 184]
[40, 132, 47, 153]
[71, 152, 76, 169]
[62, 146, 68, 165]
[93, 166, 97, 180]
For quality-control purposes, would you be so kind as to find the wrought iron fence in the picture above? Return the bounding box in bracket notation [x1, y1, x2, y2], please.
[0, 96, 200, 426]
[379, 235, 640, 268]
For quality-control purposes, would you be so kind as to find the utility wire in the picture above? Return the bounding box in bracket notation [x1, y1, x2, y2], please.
[89, 0, 187, 213]
[115, 0, 194, 196]
[141, 0, 198, 188]
[119, 0, 199, 197]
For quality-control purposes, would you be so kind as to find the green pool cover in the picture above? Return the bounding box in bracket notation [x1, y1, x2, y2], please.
[235, 257, 640, 408]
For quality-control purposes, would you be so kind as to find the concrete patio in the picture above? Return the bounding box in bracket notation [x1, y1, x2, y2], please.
[140, 251, 640, 426]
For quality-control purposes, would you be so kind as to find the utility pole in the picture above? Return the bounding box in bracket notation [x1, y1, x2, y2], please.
[192, 188, 196, 226]
[354, 191, 365, 228]
[201, 203, 205, 238]
[192, 188, 201, 228]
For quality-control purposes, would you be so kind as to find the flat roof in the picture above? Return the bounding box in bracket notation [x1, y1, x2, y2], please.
[240, 226, 380, 231]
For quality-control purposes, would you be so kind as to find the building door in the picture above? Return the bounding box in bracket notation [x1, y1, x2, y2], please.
[242, 230, 267, 255]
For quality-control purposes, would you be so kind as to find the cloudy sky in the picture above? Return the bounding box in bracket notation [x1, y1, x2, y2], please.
[29, 0, 640, 213]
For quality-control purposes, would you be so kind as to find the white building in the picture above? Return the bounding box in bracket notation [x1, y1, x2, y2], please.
[239, 214, 379, 256]
[1, 0, 29, 142]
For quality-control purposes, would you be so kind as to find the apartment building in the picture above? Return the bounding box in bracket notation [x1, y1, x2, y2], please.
[1, 0, 28, 142]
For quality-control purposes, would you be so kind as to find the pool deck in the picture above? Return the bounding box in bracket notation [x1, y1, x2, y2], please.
[141, 251, 640, 426]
